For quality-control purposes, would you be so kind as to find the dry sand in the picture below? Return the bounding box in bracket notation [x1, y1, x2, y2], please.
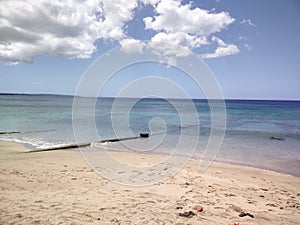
[0, 141, 299, 225]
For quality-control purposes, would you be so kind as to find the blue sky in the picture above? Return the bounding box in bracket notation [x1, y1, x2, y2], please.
[0, 0, 299, 100]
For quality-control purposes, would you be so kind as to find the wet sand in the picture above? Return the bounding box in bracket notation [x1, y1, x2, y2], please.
[0, 141, 299, 224]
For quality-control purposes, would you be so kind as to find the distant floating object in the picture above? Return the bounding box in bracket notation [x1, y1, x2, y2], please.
[140, 132, 149, 138]
[271, 135, 284, 141]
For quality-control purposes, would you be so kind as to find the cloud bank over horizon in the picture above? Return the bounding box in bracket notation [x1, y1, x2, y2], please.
[0, 0, 241, 64]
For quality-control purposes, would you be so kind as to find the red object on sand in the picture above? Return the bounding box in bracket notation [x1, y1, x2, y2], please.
[196, 206, 203, 212]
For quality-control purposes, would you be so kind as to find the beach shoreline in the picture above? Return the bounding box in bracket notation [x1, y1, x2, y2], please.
[0, 140, 299, 224]
[15, 138, 300, 178]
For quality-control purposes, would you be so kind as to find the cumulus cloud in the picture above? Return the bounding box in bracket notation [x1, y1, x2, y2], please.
[0, 0, 138, 63]
[151, 32, 208, 49]
[202, 36, 239, 58]
[0, 0, 242, 64]
[143, 0, 237, 59]
[148, 32, 203, 64]
[144, 0, 234, 36]
[148, 40, 192, 66]
[99, 0, 138, 39]
[120, 38, 145, 54]
[202, 44, 239, 58]
[140, 0, 161, 5]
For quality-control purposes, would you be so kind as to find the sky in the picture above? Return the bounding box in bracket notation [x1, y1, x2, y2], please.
[0, 0, 299, 100]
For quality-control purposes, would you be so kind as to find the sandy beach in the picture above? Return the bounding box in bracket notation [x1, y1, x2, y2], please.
[0, 141, 299, 225]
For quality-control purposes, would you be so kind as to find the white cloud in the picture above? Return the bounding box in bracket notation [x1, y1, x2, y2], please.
[144, 0, 234, 36]
[140, 0, 161, 5]
[143, 0, 238, 60]
[151, 32, 208, 49]
[202, 36, 240, 58]
[146, 32, 200, 66]
[0, 0, 242, 64]
[0, 0, 138, 63]
[148, 38, 192, 57]
[99, 0, 138, 40]
[211, 36, 226, 47]
[120, 38, 145, 54]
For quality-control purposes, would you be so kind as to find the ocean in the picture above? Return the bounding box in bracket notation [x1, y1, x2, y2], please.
[0, 94, 299, 177]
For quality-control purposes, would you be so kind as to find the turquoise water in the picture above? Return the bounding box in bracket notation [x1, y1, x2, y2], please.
[0, 94, 299, 176]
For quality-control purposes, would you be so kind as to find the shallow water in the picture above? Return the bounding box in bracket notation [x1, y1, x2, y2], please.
[0, 94, 299, 176]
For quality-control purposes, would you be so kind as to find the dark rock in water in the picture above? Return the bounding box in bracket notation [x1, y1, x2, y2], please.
[140, 132, 149, 138]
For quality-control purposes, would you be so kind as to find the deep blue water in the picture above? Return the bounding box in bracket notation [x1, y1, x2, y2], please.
[0, 94, 299, 176]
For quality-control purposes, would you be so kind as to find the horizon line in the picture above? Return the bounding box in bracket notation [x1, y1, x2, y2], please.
[0, 92, 299, 101]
